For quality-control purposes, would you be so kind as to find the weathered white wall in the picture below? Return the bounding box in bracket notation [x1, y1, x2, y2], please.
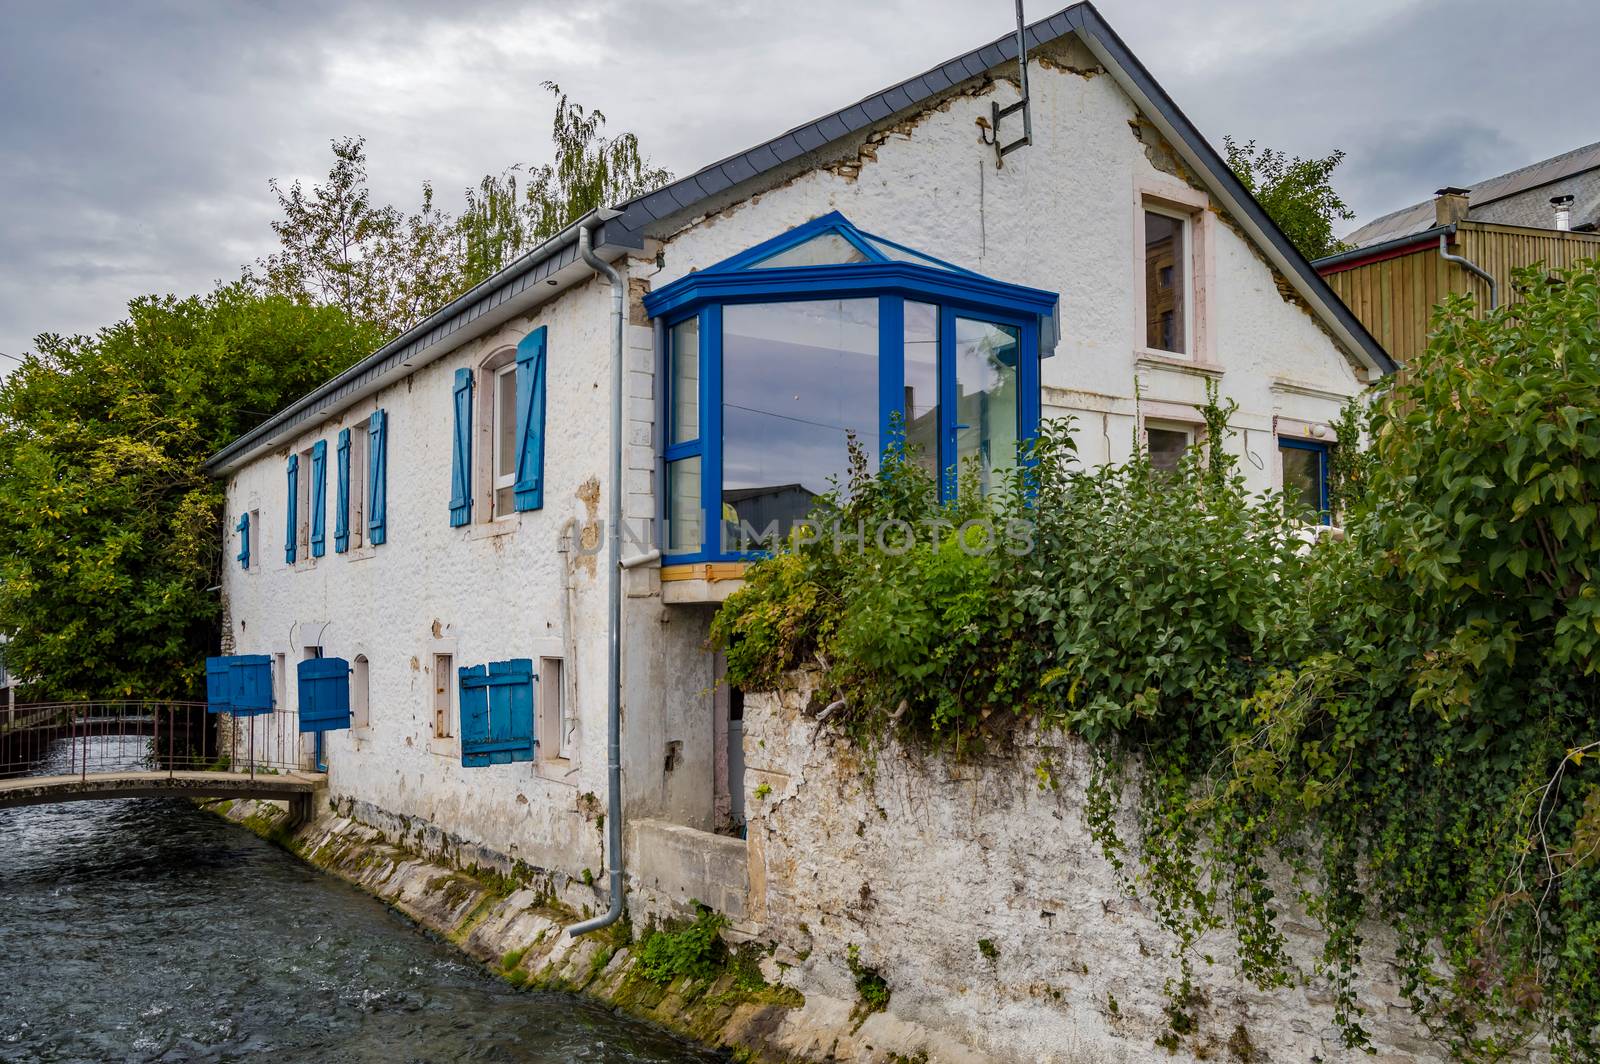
[646, 40, 1366, 489]
[741, 675, 1465, 1064]
[221, 271, 722, 879]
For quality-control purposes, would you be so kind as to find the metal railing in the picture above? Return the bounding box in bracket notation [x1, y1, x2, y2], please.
[0, 700, 306, 781]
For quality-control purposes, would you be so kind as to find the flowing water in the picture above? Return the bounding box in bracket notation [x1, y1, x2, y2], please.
[0, 741, 720, 1063]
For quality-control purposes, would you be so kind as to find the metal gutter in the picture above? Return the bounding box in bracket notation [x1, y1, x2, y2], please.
[204, 211, 640, 477]
[1311, 225, 1449, 274]
[566, 217, 628, 939]
[1437, 230, 1498, 311]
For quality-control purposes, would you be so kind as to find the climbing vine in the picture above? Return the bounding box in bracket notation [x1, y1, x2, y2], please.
[712, 262, 1600, 1059]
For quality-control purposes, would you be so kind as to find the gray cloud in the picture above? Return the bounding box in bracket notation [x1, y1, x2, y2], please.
[2, 0, 1594, 364]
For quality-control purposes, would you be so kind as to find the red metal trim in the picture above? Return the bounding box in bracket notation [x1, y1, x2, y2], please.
[1316, 238, 1437, 276]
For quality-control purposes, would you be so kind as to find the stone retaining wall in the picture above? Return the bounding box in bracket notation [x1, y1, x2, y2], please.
[738, 673, 1500, 1063]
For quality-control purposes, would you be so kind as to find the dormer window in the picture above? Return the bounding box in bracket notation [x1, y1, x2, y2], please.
[645, 212, 1059, 562]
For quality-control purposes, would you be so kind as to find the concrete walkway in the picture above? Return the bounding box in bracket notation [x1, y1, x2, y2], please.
[0, 770, 325, 810]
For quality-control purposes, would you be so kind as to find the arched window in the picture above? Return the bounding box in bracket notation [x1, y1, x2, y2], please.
[351, 654, 370, 730]
[644, 212, 1059, 562]
[476, 347, 519, 520]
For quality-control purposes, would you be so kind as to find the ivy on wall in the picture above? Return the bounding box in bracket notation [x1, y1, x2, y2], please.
[712, 262, 1600, 1060]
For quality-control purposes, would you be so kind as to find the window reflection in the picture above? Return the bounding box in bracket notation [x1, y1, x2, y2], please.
[751, 233, 870, 269]
[953, 318, 1020, 493]
[667, 457, 703, 553]
[1144, 210, 1186, 354]
[1280, 442, 1329, 524]
[722, 300, 880, 547]
[670, 317, 699, 443]
[903, 301, 939, 477]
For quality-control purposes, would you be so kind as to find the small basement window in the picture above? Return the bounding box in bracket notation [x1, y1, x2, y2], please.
[1146, 424, 1192, 475]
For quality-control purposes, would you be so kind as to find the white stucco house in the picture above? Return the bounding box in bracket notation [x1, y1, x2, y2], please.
[204, 2, 1393, 930]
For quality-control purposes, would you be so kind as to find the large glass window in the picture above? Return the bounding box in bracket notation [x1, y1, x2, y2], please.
[1144, 210, 1187, 354]
[903, 301, 939, 477]
[670, 317, 699, 443]
[722, 300, 880, 547]
[953, 318, 1021, 492]
[1147, 424, 1192, 474]
[643, 213, 1057, 562]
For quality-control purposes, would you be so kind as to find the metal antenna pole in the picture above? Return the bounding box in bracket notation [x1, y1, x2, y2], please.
[1014, 0, 1031, 146]
[987, 0, 1034, 167]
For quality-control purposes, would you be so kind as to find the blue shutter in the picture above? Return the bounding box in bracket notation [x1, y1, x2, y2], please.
[449, 368, 473, 527]
[229, 654, 275, 716]
[459, 664, 491, 764]
[513, 328, 547, 512]
[235, 512, 250, 570]
[310, 439, 328, 558]
[368, 409, 388, 545]
[284, 454, 299, 564]
[297, 657, 351, 732]
[334, 428, 351, 553]
[205, 656, 233, 714]
[459, 659, 536, 766]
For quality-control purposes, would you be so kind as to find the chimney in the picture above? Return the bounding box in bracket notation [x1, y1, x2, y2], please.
[1551, 194, 1575, 231]
[1435, 187, 1471, 226]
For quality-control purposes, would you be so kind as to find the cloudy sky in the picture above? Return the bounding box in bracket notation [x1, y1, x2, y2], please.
[1, 0, 1594, 365]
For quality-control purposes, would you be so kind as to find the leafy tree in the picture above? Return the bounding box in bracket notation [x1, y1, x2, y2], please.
[253, 137, 465, 338]
[461, 83, 671, 283]
[0, 286, 380, 699]
[1225, 136, 1355, 261]
[259, 83, 671, 334]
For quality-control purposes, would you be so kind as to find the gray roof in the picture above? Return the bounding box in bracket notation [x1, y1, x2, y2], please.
[208, 1, 1392, 475]
[1345, 140, 1600, 247]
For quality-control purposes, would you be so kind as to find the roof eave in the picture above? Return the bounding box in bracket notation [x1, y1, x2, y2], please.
[1311, 225, 1450, 274]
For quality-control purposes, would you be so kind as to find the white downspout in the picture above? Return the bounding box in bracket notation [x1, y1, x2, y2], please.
[568, 214, 627, 937]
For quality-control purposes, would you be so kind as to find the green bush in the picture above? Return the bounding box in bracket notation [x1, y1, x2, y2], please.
[635, 904, 729, 986]
[713, 262, 1600, 1061]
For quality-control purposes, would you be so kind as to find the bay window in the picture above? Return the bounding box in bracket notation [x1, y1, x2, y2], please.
[646, 212, 1058, 562]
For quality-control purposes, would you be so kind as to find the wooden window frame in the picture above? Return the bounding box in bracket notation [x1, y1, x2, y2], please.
[475, 348, 519, 524]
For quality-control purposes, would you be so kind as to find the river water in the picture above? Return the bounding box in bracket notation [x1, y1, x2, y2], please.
[0, 745, 720, 1063]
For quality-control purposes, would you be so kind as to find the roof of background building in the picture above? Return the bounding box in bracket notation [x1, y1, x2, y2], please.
[206, 0, 1392, 476]
[1345, 141, 1600, 248]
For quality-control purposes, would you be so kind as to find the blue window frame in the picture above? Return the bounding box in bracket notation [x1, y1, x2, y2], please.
[1278, 437, 1331, 525]
[644, 213, 1059, 563]
[235, 511, 250, 570]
